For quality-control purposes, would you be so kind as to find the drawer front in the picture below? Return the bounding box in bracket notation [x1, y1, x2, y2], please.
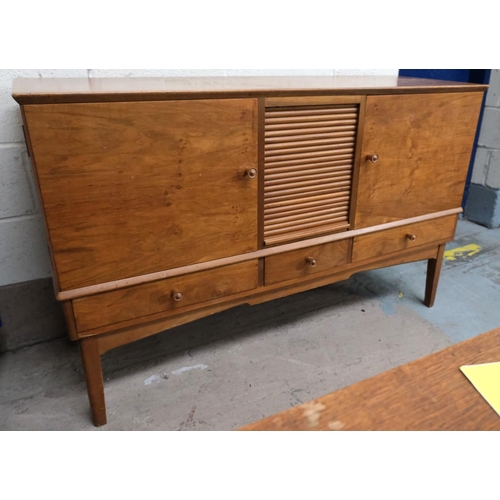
[265, 240, 350, 286]
[352, 216, 457, 262]
[73, 261, 259, 332]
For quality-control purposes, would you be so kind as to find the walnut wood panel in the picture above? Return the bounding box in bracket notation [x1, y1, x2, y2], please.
[355, 92, 484, 228]
[73, 261, 259, 332]
[24, 99, 258, 291]
[57, 208, 461, 301]
[265, 240, 349, 285]
[352, 215, 457, 262]
[264, 103, 360, 245]
[13, 77, 488, 105]
[239, 327, 500, 431]
[94, 243, 442, 350]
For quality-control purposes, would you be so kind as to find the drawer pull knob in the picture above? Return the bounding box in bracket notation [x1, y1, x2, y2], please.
[406, 234, 417, 242]
[173, 290, 184, 302]
[367, 154, 379, 163]
[246, 168, 258, 179]
[306, 257, 317, 267]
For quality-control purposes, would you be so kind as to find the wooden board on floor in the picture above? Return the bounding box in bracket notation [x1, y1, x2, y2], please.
[239, 327, 500, 431]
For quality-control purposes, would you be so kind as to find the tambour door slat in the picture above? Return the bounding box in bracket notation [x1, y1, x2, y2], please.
[265, 190, 352, 208]
[266, 165, 353, 180]
[265, 169, 353, 186]
[266, 129, 356, 142]
[264, 103, 359, 245]
[265, 135, 356, 151]
[265, 197, 350, 217]
[265, 125, 356, 138]
[266, 151, 355, 168]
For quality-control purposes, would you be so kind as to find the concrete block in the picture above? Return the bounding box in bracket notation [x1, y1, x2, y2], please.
[464, 183, 500, 229]
[470, 147, 490, 186]
[0, 145, 38, 218]
[478, 106, 500, 149]
[485, 150, 500, 190]
[486, 69, 500, 108]
[0, 215, 52, 286]
[0, 278, 66, 352]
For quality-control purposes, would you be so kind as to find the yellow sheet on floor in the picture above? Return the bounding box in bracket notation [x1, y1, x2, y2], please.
[460, 362, 500, 417]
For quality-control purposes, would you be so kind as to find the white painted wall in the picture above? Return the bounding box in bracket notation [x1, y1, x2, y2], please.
[0, 69, 398, 287]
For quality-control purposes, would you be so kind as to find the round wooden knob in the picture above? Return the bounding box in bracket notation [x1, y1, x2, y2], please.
[306, 257, 317, 267]
[367, 154, 379, 163]
[406, 234, 417, 242]
[246, 168, 257, 179]
[172, 290, 184, 302]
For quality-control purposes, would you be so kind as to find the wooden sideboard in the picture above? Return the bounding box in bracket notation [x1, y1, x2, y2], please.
[13, 76, 487, 427]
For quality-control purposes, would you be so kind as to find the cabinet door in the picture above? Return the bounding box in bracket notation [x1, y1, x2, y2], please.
[24, 99, 258, 291]
[355, 92, 483, 228]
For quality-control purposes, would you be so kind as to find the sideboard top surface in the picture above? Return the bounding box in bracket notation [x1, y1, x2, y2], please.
[12, 76, 488, 105]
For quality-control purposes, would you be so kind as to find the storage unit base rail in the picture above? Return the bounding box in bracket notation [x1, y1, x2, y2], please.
[13, 76, 487, 426]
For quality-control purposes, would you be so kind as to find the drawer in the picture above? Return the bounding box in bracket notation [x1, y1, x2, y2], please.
[265, 240, 350, 286]
[352, 215, 458, 262]
[73, 260, 259, 332]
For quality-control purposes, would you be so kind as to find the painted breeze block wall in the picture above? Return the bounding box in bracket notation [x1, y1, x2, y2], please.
[466, 69, 500, 228]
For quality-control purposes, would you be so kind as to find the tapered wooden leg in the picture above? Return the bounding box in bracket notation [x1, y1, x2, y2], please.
[424, 244, 446, 308]
[79, 337, 107, 427]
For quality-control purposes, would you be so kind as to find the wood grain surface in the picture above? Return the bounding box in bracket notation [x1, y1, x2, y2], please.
[57, 208, 461, 301]
[76, 242, 444, 340]
[73, 261, 259, 332]
[239, 327, 500, 431]
[355, 92, 483, 228]
[265, 240, 349, 285]
[24, 98, 258, 291]
[13, 76, 487, 105]
[352, 215, 457, 262]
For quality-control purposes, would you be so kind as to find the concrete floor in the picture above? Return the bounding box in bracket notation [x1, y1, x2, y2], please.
[1, 218, 500, 431]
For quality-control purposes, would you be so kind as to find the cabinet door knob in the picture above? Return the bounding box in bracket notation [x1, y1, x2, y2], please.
[172, 290, 184, 302]
[367, 154, 379, 163]
[306, 257, 317, 267]
[406, 234, 417, 242]
[246, 168, 258, 179]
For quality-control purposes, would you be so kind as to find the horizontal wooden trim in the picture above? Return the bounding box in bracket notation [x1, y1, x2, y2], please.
[265, 191, 352, 210]
[265, 198, 350, 218]
[266, 131, 357, 143]
[266, 106, 359, 116]
[265, 152, 355, 169]
[265, 213, 349, 234]
[57, 208, 462, 301]
[13, 77, 487, 105]
[265, 135, 356, 151]
[265, 138, 356, 156]
[265, 144, 355, 162]
[265, 110, 359, 122]
[264, 182, 351, 201]
[265, 159, 354, 175]
[265, 172, 352, 189]
[266, 125, 356, 138]
[265, 117, 358, 130]
[265, 205, 350, 225]
[265, 96, 364, 107]
[266, 165, 353, 180]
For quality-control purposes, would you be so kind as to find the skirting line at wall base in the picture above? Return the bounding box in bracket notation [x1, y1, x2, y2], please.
[0, 278, 67, 352]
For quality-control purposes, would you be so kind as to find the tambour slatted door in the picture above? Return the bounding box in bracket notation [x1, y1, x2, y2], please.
[264, 102, 360, 246]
